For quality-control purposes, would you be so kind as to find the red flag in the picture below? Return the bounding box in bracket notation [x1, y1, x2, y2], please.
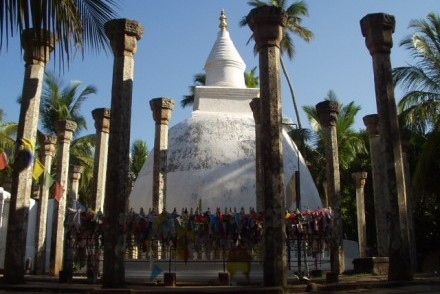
[0, 152, 7, 170]
[55, 182, 65, 202]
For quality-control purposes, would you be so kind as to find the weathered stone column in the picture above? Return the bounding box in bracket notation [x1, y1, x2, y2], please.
[49, 120, 76, 277]
[70, 165, 83, 202]
[316, 100, 345, 275]
[249, 97, 263, 213]
[247, 6, 287, 287]
[103, 18, 143, 288]
[400, 130, 417, 269]
[352, 172, 368, 258]
[363, 114, 390, 257]
[4, 29, 55, 284]
[34, 135, 57, 275]
[361, 13, 412, 281]
[150, 97, 175, 213]
[91, 108, 110, 212]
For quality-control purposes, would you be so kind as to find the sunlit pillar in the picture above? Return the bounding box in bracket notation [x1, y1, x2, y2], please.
[50, 120, 77, 277]
[91, 108, 110, 213]
[4, 29, 55, 284]
[150, 97, 174, 213]
[34, 135, 57, 275]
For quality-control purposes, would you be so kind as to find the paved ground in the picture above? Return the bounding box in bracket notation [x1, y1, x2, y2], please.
[0, 273, 439, 293]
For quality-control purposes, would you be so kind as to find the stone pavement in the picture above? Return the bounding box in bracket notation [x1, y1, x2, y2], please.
[0, 273, 439, 293]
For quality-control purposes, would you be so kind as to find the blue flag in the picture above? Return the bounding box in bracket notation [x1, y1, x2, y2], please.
[150, 264, 163, 281]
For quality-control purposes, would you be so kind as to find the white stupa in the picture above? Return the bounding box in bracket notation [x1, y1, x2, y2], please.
[129, 11, 322, 212]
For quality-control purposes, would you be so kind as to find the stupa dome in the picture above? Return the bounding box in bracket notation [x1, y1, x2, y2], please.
[129, 11, 322, 213]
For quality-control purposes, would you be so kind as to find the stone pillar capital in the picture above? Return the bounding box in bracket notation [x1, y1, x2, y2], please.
[41, 135, 57, 157]
[316, 100, 340, 127]
[105, 19, 144, 56]
[55, 120, 77, 142]
[360, 13, 395, 55]
[71, 165, 84, 181]
[150, 97, 175, 125]
[92, 108, 111, 134]
[363, 114, 380, 137]
[352, 172, 368, 188]
[249, 97, 262, 124]
[21, 29, 56, 65]
[246, 6, 287, 49]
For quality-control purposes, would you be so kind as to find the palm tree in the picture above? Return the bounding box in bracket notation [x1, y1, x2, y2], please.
[240, 0, 314, 129]
[129, 139, 148, 183]
[38, 73, 97, 205]
[303, 90, 366, 171]
[181, 73, 206, 108]
[181, 67, 259, 108]
[393, 13, 440, 257]
[393, 12, 440, 134]
[40, 71, 96, 136]
[0, 0, 120, 66]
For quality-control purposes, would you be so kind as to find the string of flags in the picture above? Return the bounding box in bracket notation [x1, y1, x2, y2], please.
[0, 137, 66, 202]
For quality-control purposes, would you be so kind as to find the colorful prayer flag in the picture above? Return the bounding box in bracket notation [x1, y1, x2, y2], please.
[32, 159, 45, 180]
[0, 152, 8, 170]
[44, 172, 55, 188]
[20, 138, 35, 168]
[55, 182, 65, 202]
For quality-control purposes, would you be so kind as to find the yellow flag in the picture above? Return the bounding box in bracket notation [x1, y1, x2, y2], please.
[32, 159, 45, 180]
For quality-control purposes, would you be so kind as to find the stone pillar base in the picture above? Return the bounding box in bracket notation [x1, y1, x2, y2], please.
[218, 272, 230, 285]
[353, 257, 389, 275]
[164, 272, 176, 286]
[326, 272, 339, 283]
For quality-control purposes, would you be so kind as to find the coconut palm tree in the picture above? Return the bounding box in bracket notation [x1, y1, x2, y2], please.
[40, 71, 96, 136]
[129, 139, 148, 184]
[38, 72, 98, 205]
[393, 12, 440, 134]
[240, 0, 314, 129]
[303, 90, 366, 171]
[0, 0, 120, 66]
[181, 66, 259, 108]
[393, 13, 440, 256]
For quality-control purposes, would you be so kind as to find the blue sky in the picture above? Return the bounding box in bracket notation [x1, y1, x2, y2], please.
[0, 1, 438, 150]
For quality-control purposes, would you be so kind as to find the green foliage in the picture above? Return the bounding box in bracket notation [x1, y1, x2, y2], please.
[130, 140, 148, 184]
[0, 0, 120, 67]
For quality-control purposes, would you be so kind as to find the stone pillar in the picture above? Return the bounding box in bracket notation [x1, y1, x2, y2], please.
[361, 13, 412, 281]
[363, 114, 390, 257]
[103, 18, 143, 288]
[249, 97, 263, 213]
[400, 130, 417, 270]
[316, 100, 345, 274]
[247, 6, 287, 287]
[70, 165, 84, 202]
[352, 172, 368, 258]
[34, 135, 57, 275]
[50, 120, 77, 277]
[4, 29, 55, 284]
[150, 97, 175, 213]
[91, 108, 110, 213]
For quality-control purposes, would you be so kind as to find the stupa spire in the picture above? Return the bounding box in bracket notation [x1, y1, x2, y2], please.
[204, 10, 246, 88]
[219, 9, 228, 31]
